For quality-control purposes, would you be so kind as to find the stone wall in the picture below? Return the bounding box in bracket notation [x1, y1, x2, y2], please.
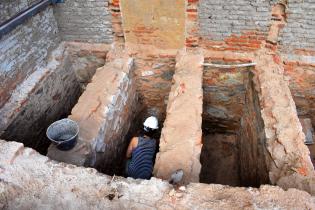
[0, 0, 41, 23]
[0, 42, 109, 155]
[203, 59, 251, 133]
[1, 140, 315, 209]
[66, 42, 110, 88]
[133, 53, 176, 122]
[54, 0, 113, 43]
[238, 71, 270, 187]
[48, 53, 137, 175]
[279, 0, 315, 54]
[0, 44, 81, 154]
[0, 6, 60, 109]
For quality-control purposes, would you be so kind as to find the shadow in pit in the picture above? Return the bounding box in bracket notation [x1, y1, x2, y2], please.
[200, 61, 270, 187]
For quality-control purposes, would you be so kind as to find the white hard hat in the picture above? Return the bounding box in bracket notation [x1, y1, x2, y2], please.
[143, 116, 159, 130]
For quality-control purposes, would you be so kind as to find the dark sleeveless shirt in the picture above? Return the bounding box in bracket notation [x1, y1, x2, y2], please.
[127, 136, 156, 179]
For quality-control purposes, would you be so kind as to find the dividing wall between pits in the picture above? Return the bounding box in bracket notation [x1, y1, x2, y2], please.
[154, 50, 203, 184]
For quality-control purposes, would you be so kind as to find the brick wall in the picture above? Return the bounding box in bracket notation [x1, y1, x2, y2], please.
[120, 0, 185, 49]
[199, 0, 277, 51]
[54, 0, 113, 43]
[238, 71, 269, 187]
[199, 0, 277, 40]
[0, 0, 41, 23]
[154, 50, 203, 184]
[134, 54, 176, 122]
[0, 44, 82, 154]
[279, 0, 315, 54]
[0, 6, 60, 109]
[203, 59, 252, 133]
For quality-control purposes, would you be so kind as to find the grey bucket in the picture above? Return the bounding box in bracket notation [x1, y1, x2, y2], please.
[46, 119, 79, 151]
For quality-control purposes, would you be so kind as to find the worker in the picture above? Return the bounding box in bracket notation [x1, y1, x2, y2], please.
[125, 116, 158, 179]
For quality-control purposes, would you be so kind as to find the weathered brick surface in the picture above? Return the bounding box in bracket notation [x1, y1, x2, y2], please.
[154, 50, 203, 184]
[0, 0, 41, 23]
[253, 48, 315, 195]
[279, 0, 315, 53]
[199, 0, 277, 41]
[238, 71, 270, 187]
[203, 59, 251, 133]
[120, 0, 185, 49]
[0, 6, 60, 109]
[134, 54, 176, 121]
[48, 53, 137, 175]
[54, 0, 113, 43]
[0, 44, 81, 154]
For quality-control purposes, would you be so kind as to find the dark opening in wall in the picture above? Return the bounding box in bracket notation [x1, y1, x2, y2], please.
[200, 60, 270, 187]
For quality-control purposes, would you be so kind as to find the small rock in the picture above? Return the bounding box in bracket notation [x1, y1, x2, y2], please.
[175, 193, 183, 198]
[169, 189, 176, 197]
[179, 186, 186, 192]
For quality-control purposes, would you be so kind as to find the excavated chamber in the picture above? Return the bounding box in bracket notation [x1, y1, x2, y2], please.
[200, 60, 269, 187]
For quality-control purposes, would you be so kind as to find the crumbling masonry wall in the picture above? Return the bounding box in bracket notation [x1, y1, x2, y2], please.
[0, 44, 81, 154]
[0, 0, 41, 23]
[0, 6, 60, 109]
[203, 60, 250, 133]
[279, 0, 315, 54]
[238, 71, 270, 187]
[54, 0, 113, 43]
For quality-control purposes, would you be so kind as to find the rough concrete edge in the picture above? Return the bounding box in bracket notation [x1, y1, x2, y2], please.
[153, 48, 203, 183]
[84, 56, 135, 167]
[252, 48, 315, 195]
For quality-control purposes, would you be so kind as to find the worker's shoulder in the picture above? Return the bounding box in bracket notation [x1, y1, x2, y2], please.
[131, 136, 138, 145]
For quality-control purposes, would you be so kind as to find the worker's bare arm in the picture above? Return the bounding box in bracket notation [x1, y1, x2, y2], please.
[126, 137, 138, 158]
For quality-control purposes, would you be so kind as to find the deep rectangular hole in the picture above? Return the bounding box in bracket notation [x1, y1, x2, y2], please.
[200, 59, 269, 187]
[0, 46, 107, 155]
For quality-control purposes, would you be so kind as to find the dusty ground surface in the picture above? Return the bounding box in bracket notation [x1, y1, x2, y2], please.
[1, 140, 315, 209]
[200, 134, 240, 186]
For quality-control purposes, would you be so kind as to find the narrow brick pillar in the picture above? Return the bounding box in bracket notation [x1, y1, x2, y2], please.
[153, 49, 204, 184]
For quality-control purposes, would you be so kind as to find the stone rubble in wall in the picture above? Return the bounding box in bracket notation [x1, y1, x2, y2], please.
[0, 43, 66, 135]
[0, 6, 60, 109]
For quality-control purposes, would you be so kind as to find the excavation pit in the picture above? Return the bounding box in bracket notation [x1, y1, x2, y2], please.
[0, 43, 108, 155]
[200, 60, 269, 187]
